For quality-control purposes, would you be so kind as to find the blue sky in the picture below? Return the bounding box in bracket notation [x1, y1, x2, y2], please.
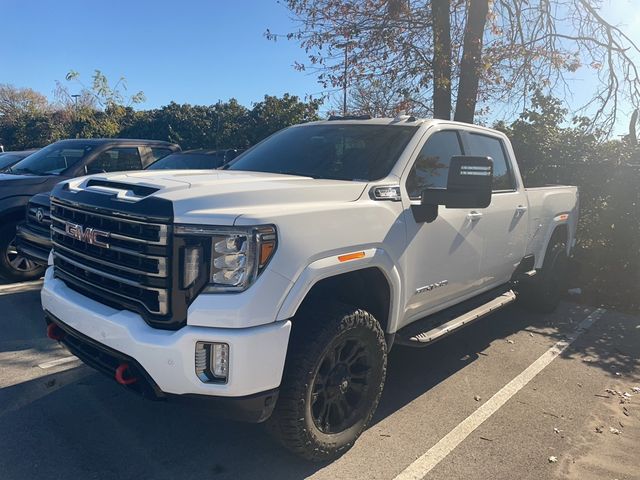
[1, 0, 320, 108]
[2, 0, 639, 131]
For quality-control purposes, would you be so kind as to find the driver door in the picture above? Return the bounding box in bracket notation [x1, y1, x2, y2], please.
[400, 129, 483, 328]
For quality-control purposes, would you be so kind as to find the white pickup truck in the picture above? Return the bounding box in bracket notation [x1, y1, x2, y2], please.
[41, 117, 578, 460]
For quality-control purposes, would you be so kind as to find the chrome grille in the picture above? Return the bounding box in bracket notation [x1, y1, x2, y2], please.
[50, 200, 171, 316]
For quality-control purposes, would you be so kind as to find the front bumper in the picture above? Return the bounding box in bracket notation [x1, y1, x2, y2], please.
[41, 268, 291, 405]
[16, 223, 50, 265]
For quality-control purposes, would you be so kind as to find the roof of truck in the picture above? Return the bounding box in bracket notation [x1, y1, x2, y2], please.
[307, 116, 508, 137]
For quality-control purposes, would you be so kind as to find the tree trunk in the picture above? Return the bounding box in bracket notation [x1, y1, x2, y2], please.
[454, 0, 490, 124]
[432, 0, 452, 119]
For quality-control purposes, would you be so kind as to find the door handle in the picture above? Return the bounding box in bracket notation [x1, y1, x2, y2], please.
[467, 211, 483, 221]
[516, 205, 528, 215]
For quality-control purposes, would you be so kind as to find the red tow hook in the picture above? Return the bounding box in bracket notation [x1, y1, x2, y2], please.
[115, 363, 138, 385]
[46, 323, 66, 341]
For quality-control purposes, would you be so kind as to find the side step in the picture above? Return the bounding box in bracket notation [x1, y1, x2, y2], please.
[396, 289, 517, 347]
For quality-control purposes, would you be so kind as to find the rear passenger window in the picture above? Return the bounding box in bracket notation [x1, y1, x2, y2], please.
[89, 147, 142, 174]
[406, 131, 463, 199]
[466, 134, 515, 191]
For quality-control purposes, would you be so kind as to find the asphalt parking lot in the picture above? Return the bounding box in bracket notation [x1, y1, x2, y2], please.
[1, 279, 639, 480]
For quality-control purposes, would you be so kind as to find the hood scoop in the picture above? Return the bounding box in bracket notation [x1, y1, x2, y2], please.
[83, 179, 161, 202]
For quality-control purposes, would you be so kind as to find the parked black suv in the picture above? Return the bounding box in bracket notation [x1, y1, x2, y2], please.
[3, 138, 179, 281]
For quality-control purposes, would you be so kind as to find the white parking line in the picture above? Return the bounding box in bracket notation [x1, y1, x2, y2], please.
[37, 355, 80, 370]
[394, 308, 607, 480]
[0, 279, 43, 295]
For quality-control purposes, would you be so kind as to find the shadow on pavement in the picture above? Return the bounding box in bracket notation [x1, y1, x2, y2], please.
[0, 302, 637, 479]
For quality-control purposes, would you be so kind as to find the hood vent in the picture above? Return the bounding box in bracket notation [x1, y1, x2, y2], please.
[85, 179, 160, 199]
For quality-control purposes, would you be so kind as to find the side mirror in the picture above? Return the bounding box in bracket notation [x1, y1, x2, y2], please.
[411, 156, 493, 223]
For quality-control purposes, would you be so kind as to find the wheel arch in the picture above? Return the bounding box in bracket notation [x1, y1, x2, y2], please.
[536, 222, 569, 269]
[0, 197, 31, 226]
[276, 249, 403, 334]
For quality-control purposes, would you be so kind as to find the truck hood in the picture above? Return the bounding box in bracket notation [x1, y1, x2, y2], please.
[65, 170, 369, 225]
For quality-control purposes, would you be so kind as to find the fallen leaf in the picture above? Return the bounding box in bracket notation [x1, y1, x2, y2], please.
[609, 427, 621, 435]
[554, 428, 561, 434]
[632, 387, 640, 393]
[548, 456, 558, 463]
[507, 339, 515, 344]
[595, 426, 604, 433]
[474, 395, 482, 402]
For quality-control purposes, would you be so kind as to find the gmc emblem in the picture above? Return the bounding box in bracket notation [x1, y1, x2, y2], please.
[64, 222, 111, 248]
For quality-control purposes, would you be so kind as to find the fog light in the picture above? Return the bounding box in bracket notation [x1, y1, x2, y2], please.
[212, 343, 229, 379]
[195, 342, 229, 383]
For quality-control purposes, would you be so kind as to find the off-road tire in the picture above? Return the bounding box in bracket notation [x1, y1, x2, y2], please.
[0, 222, 45, 282]
[266, 302, 387, 462]
[518, 237, 568, 313]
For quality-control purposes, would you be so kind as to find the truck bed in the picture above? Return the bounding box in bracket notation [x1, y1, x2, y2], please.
[524, 185, 579, 268]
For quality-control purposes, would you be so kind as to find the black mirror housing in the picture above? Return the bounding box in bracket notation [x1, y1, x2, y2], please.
[422, 156, 493, 209]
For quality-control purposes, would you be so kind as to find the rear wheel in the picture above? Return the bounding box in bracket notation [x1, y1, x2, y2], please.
[0, 222, 45, 282]
[518, 236, 568, 313]
[267, 302, 387, 461]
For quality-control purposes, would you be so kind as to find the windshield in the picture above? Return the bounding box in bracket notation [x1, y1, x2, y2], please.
[0, 154, 25, 170]
[9, 142, 95, 176]
[227, 124, 418, 181]
[146, 152, 224, 170]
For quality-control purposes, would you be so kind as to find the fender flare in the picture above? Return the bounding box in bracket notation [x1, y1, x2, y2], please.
[275, 247, 404, 334]
[535, 215, 571, 269]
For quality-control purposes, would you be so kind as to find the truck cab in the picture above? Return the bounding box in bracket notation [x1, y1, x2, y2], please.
[41, 117, 578, 461]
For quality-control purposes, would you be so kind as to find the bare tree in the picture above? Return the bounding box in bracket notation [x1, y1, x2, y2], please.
[337, 77, 431, 117]
[432, 0, 453, 119]
[269, 0, 640, 131]
[0, 84, 49, 122]
[454, 0, 489, 123]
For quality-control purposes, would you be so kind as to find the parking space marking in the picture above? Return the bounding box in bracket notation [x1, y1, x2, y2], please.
[394, 308, 607, 480]
[0, 279, 43, 295]
[37, 355, 80, 370]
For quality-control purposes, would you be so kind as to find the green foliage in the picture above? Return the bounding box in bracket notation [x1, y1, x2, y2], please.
[499, 92, 640, 312]
[248, 94, 322, 144]
[0, 93, 320, 151]
[62, 70, 146, 109]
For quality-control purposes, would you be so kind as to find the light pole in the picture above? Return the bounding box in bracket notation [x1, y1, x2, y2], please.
[71, 94, 81, 110]
[335, 41, 355, 116]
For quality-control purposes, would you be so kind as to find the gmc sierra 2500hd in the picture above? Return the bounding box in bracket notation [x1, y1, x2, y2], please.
[41, 117, 578, 461]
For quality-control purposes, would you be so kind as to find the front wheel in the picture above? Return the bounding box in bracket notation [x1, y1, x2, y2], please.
[267, 302, 387, 461]
[0, 222, 45, 282]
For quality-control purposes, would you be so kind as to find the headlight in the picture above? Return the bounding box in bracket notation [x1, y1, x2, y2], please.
[175, 225, 277, 293]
